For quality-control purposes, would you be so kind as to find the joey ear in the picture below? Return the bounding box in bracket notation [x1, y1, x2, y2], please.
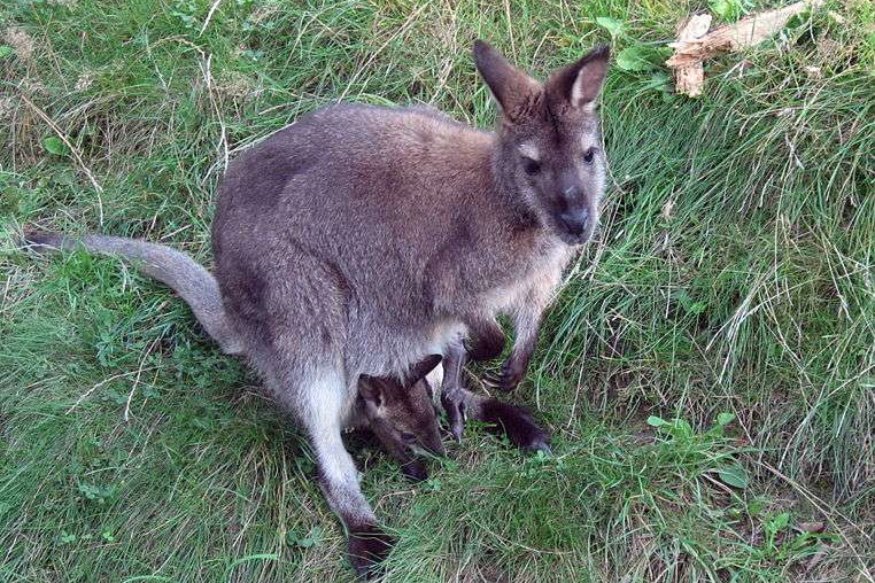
[358, 376, 384, 408]
[547, 45, 610, 110]
[405, 354, 442, 387]
[473, 40, 542, 121]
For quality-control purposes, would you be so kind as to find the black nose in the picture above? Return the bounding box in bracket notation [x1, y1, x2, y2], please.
[558, 209, 589, 237]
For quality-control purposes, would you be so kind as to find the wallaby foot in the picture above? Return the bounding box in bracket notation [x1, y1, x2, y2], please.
[476, 397, 551, 453]
[347, 522, 394, 579]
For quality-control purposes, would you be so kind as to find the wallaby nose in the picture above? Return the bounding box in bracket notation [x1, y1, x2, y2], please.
[558, 209, 589, 237]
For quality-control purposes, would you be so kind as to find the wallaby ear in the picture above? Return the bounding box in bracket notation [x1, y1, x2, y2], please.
[547, 45, 610, 110]
[405, 354, 443, 387]
[473, 40, 542, 121]
[358, 376, 384, 409]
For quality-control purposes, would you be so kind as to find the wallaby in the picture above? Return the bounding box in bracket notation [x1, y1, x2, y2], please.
[25, 39, 609, 577]
[23, 229, 548, 576]
[353, 356, 445, 483]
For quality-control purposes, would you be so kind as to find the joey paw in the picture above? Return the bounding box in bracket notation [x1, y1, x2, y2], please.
[440, 390, 466, 443]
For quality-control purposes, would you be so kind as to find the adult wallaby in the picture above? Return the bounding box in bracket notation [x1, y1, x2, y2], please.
[25, 39, 609, 577]
[22, 229, 548, 575]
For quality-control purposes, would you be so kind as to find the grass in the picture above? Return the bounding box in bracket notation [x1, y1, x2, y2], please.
[1, 0, 872, 581]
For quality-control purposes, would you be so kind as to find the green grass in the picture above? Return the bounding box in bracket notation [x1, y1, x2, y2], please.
[1, 0, 872, 581]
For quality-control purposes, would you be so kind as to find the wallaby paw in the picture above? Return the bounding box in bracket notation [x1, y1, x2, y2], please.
[477, 398, 551, 453]
[482, 360, 524, 393]
[348, 523, 394, 580]
[440, 389, 467, 443]
[400, 459, 428, 482]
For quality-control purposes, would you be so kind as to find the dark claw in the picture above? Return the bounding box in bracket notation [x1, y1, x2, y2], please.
[348, 523, 394, 580]
[482, 361, 524, 392]
[481, 373, 500, 389]
[500, 360, 526, 392]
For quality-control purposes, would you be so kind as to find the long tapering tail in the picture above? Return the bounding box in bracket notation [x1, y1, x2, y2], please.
[24, 231, 244, 355]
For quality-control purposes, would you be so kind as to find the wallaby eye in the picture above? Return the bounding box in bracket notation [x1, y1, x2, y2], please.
[522, 157, 541, 176]
[400, 432, 416, 444]
[582, 148, 596, 164]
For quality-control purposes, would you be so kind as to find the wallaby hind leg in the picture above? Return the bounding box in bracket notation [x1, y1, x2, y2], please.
[290, 367, 393, 579]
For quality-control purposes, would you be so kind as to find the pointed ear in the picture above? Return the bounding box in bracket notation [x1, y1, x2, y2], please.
[358, 376, 384, 408]
[547, 45, 610, 110]
[473, 40, 542, 121]
[405, 354, 442, 387]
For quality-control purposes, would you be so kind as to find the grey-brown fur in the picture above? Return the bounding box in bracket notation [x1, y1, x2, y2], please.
[24, 40, 610, 578]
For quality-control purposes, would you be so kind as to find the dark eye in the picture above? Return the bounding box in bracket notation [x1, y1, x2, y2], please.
[522, 157, 541, 175]
[400, 432, 416, 444]
[582, 148, 596, 164]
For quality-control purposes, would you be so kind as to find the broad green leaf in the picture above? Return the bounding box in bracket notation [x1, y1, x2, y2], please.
[672, 418, 694, 439]
[709, 0, 732, 19]
[708, 0, 750, 22]
[595, 17, 625, 38]
[717, 464, 749, 489]
[43, 137, 70, 156]
[616, 46, 657, 72]
[767, 512, 791, 534]
[717, 412, 735, 426]
[647, 416, 668, 427]
[0, 46, 13, 59]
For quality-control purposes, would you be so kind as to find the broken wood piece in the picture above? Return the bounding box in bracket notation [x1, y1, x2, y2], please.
[666, 0, 825, 97]
[671, 14, 712, 97]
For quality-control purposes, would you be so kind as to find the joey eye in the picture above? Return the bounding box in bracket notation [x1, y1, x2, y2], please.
[582, 148, 596, 164]
[522, 157, 541, 176]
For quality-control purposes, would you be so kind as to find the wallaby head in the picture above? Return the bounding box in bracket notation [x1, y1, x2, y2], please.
[358, 354, 445, 458]
[474, 41, 610, 245]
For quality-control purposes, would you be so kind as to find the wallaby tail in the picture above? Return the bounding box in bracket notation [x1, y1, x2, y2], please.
[23, 231, 244, 355]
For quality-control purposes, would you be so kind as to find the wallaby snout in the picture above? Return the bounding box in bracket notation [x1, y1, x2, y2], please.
[557, 207, 591, 241]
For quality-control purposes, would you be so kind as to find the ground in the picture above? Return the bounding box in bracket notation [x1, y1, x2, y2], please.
[0, 1, 872, 581]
